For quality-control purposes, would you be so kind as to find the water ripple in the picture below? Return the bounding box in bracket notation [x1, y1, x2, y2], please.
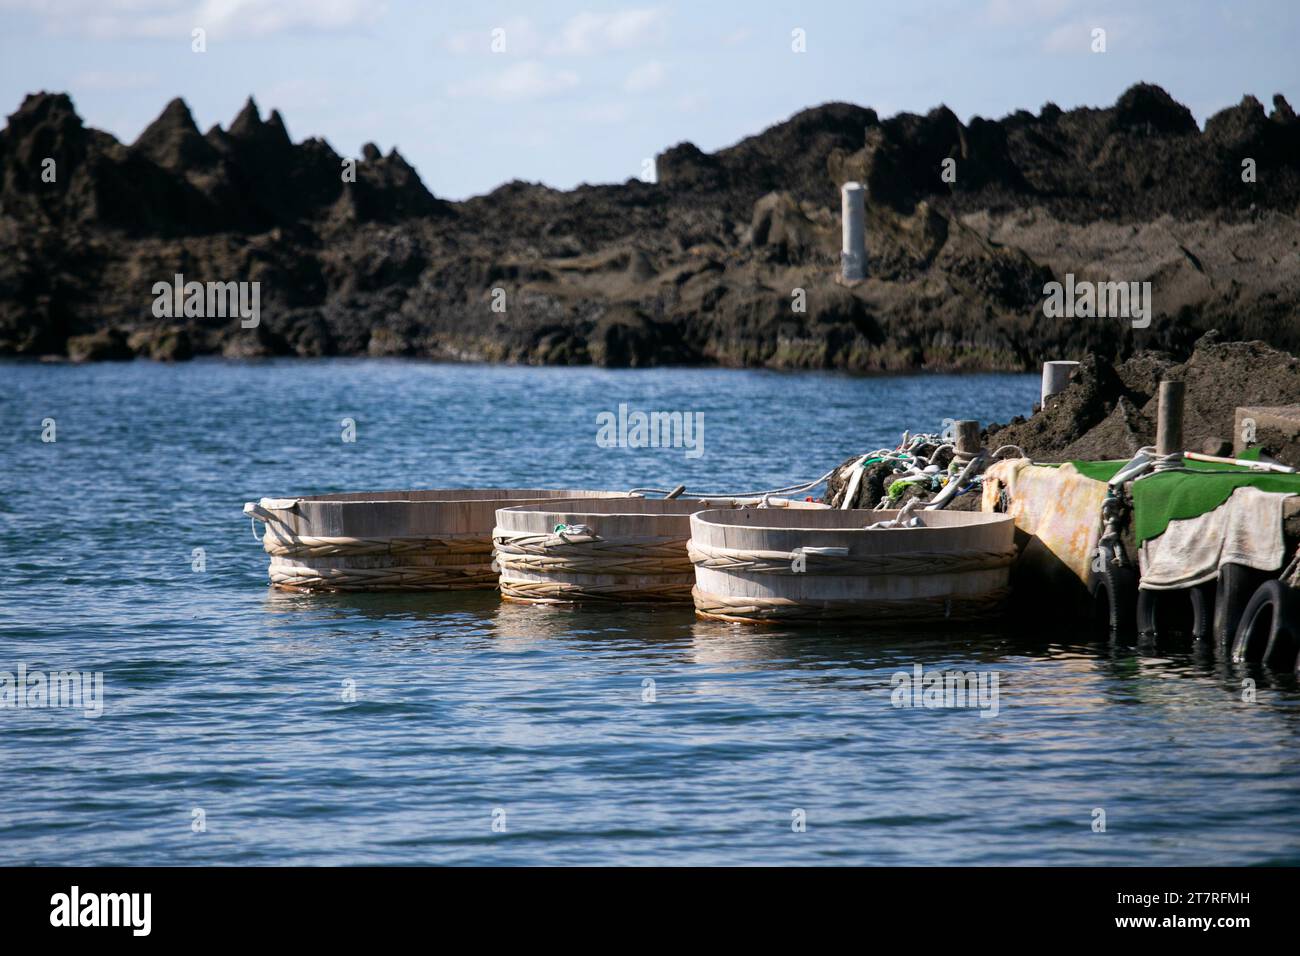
[2, 359, 1298, 865]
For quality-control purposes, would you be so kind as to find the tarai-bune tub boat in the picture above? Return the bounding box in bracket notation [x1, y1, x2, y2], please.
[243, 489, 627, 591]
[688, 507, 1016, 623]
[493, 497, 828, 604]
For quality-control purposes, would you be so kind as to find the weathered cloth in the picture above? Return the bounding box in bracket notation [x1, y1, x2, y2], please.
[1138, 486, 1296, 590]
[982, 459, 1108, 585]
[1069, 450, 1300, 544]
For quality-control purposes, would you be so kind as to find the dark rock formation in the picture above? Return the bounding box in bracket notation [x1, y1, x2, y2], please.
[818, 334, 1300, 514]
[1, 84, 1299, 365]
[986, 333, 1300, 461]
[66, 327, 132, 362]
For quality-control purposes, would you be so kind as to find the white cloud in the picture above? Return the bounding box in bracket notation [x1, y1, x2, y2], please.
[448, 61, 580, 102]
[624, 60, 666, 93]
[677, 92, 707, 113]
[721, 27, 750, 46]
[1043, 20, 1087, 52]
[198, 0, 384, 37]
[1, 0, 384, 39]
[985, 0, 1073, 23]
[437, 8, 668, 59]
[258, 76, 339, 114]
[579, 102, 629, 124]
[72, 70, 159, 91]
[550, 7, 667, 55]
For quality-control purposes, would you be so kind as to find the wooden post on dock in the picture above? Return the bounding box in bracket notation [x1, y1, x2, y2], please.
[1156, 380, 1185, 461]
[953, 420, 981, 467]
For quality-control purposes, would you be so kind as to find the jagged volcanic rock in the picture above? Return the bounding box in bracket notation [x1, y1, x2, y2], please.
[1, 84, 1298, 363]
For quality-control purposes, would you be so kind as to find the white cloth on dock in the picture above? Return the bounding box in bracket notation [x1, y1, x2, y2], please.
[980, 458, 1107, 585]
[1138, 486, 1295, 590]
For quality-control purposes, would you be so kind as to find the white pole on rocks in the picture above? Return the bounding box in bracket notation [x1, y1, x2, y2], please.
[840, 182, 866, 281]
[1040, 360, 1080, 411]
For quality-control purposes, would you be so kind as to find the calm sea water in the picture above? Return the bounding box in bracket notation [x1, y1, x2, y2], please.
[2, 358, 1298, 866]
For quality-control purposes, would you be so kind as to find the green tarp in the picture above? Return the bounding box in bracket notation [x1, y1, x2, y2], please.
[1064, 448, 1300, 543]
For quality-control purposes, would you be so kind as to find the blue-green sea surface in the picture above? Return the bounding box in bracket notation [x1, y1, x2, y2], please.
[2, 359, 1297, 865]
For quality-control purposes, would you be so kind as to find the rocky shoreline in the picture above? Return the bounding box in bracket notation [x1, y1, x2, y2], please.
[2, 83, 1298, 368]
[820, 333, 1300, 515]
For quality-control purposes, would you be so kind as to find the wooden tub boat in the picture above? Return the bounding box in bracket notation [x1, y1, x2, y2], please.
[494, 497, 828, 605]
[689, 508, 1016, 623]
[243, 489, 627, 592]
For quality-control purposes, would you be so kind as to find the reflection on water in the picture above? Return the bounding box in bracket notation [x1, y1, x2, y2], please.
[2, 359, 1299, 865]
[266, 580, 1300, 754]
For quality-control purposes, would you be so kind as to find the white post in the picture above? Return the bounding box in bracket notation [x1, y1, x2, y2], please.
[840, 182, 866, 280]
[1040, 360, 1079, 410]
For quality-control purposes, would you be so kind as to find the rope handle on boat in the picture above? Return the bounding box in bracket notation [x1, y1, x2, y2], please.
[552, 523, 597, 543]
[243, 499, 299, 541]
[492, 526, 605, 550]
[688, 540, 1016, 575]
[244, 501, 272, 541]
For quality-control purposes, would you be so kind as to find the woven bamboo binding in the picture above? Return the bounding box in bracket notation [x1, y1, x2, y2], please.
[493, 528, 694, 603]
[262, 530, 496, 592]
[263, 534, 491, 558]
[687, 541, 1016, 576]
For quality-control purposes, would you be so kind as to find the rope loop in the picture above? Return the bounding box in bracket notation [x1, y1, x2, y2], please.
[687, 541, 1016, 576]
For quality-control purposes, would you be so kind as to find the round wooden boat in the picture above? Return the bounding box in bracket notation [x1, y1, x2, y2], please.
[689, 508, 1016, 624]
[494, 497, 828, 605]
[243, 489, 627, 592]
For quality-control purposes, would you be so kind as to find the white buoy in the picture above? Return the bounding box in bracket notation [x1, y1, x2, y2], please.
[840, 182, 866, 280]
[1040, 360, 1080, 410]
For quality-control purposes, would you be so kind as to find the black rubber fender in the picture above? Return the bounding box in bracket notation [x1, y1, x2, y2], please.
[1231, 579, 1300, 668]
[1214, 563, 1272, 652]
[1190, 584, 1215, 642]
[1136, 583, 1214, 641]
[1090, 563, 1137, 638]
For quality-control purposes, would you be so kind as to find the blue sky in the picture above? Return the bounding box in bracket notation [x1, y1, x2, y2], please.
[1, 0, 1297, 199]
